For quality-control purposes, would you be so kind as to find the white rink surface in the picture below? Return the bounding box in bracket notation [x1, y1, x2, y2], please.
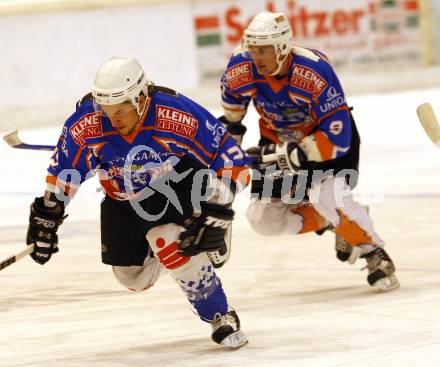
[1, 88, 440, 367]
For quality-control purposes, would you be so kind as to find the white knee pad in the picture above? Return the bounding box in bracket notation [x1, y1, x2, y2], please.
[112, 256, 163, 292]
[146, 223, 210, 274]
[246, 199, 304, 236]
[146, 224, 220, 301]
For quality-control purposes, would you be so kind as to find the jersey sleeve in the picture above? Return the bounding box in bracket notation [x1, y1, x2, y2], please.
[303, 61, 353, 161]
[178, 97, 251, 190]
[220, 52, 254, 122]
[46, 107, 99, 197]
[202, 123, 251, 191]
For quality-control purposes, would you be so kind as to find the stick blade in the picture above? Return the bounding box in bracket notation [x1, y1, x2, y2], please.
[2, 130, 22, 147]
[417, 103, 440, 148]
[2, 130, 55, 151]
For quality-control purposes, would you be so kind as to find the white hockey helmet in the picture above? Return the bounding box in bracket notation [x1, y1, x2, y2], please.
[92, 57, 149, 116]
[242, 12, 293, 75]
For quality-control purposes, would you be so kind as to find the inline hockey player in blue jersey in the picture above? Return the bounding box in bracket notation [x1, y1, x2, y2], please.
[219, 11, 399, 291]
[25, 57, 250, 348]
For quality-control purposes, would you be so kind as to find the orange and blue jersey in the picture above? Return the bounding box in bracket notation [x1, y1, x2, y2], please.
[221, 46, 353, 161]
[47, 88, 250, 200]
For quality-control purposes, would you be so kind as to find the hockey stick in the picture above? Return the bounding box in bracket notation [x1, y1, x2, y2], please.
[0, 244, 34, 271]
[3, 130, 56, 151]
[416, 103, 440, 148]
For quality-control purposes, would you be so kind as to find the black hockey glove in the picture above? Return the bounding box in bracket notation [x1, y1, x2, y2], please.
[26, 197, 66, 265]
[218, 115, 247, 144]
[246, 144, 306, 199]
[178, 202, 234, 257]
[258, 142, 306, 172]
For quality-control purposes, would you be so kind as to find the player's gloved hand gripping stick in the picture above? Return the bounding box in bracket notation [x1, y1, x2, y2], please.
[246, 142, 306, 172]
[178, 202, 234, 257]
[0, 197, 66, 271]
[26, 197, 67, 265]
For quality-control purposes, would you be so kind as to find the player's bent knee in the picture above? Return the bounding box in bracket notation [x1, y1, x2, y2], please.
[246, 200, 294, 236]
[112, 257, 162, 292]
[247, 212, 279, 236]
[146, 224, 224, 310]
[146, 223, 195, 271]
[146, 224, 215, 280]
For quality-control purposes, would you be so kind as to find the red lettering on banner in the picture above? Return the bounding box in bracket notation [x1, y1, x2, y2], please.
[225, 7, 243, 44]
[155, 105, 199, 139]
[290, 65, 327, 98]
[69, 112, 102, 146]
[226, 61, 253, 90]
[155, 238, 190, 270]
[288, 4, 366, 38]
[223, 1, 366, 46]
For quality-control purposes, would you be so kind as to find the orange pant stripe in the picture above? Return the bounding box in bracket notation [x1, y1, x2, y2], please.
[334, 209, 377, 247]
[291, 204, 327, 234]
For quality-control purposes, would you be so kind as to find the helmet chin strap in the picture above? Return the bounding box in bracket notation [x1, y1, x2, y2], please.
[268, 53, 288, 76]
[134, 85, 150, 118]
[135, 99, 145, 118]
[130, 103, 146, 134]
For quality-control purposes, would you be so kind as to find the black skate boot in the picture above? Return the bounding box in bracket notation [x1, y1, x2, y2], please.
[315, 222, 362, 263]
[211, 310, 248, 349]
[361, 247, 400, 291]
[335, 234, 364, 264]
[316, 226, 362, 264]
[335, 233, 352, 262]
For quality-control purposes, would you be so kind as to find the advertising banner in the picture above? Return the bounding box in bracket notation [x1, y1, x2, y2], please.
[193, 0, 421, 75]
[431, 0, 440, 62]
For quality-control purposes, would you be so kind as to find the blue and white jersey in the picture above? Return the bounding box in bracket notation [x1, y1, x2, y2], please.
[47, 88, 250, 200]
[221, 46, 353, 161]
